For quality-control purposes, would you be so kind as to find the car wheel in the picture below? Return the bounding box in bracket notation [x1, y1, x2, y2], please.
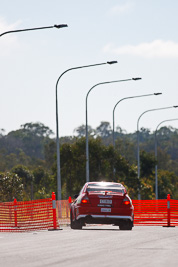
[70, 210, 76, 229]
[70, 211, 82, 230]
[74, 219, 82, 230]
[119, 221, 133, 230]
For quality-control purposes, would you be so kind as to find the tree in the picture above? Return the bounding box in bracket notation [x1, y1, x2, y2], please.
[0, 122, 178, 201]
[157, 170, 178, 199]
[115, 136, 136, 163]
[33, 166, 55, 199]
[140, 150, 156, 177]
[21, 122, 54, 137]
[157, 147, 171, 170]
[1, 122, 54, 160]
[139, 127, 151, 142]
[55, 137, 139, 198]
[0, 172, 23, 202]
[74, 124, 95, 137]
[11, 165, 34, 200]
[139, 177, 155, 200]
[96, 121, 112, 138]
[0, 128, 5, 137]
[44, 140, 56, 169]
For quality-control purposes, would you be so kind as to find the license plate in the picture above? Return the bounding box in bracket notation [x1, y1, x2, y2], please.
[101, 208, 111, 212]
[100, 199, 112, 204]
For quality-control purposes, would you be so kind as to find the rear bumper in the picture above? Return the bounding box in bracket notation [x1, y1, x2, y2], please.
[76, 214, 133, 221]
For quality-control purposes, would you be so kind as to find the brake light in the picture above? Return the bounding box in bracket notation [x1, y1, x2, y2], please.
[82, 199, 89, 204]
[123, 196, 131, 205]
[124, 201, 130, 205]
[81, 195, 90, 204]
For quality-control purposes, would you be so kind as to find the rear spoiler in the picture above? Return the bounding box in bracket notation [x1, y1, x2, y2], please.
[86, 188, 127, 195]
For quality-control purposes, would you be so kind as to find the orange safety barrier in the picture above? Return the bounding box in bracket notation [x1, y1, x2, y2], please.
[133, 194, 178, 227]
[1, 194, 178, 231]
[0, 192, 59, 232]
[55, 195, 178, 227]
[56, 198, 71, 225]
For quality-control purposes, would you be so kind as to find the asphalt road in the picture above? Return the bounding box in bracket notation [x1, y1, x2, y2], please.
[0, 225, 178, 267]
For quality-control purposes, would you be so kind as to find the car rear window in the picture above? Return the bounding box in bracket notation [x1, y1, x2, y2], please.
[86, 183, 125, 194]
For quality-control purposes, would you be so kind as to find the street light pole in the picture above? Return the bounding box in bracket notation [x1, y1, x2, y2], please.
[112, 93, 162, 149]
[56, 61, 117, 200]
[155, 118, 178, 199]
[0, 24, 68, 37]
[137, 105, 178, 199]
[1, 22, 68, 202]
[86, 77, 142, 183]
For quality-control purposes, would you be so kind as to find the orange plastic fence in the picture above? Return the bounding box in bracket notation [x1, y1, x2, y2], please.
[56, 195, 178, 227]
[170, 200, 178, 226]
[133, 199, 168, 226]
[56, 200, 71, 225]
[1, 195, 178, 231]
[0, 192, 59, 232]
[133, 194, 178, 226]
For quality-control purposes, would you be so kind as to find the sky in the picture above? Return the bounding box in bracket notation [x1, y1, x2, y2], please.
[0, 0, 178, 137]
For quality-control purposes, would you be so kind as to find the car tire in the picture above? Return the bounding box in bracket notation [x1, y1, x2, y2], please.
[119, 221, 133, 230]
[70, 211, 82, 230]
[70, 211, 75, 229]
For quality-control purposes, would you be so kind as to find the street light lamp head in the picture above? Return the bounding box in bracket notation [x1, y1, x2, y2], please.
[173, 105, 178, 108]
[154, 93, 162, 95]
[132, 77, 142, 80]
[107, 61, 118, 64]
[54, 24, 68, 28]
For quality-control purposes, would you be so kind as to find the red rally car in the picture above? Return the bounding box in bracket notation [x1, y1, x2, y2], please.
[70, 181, 134, 230]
